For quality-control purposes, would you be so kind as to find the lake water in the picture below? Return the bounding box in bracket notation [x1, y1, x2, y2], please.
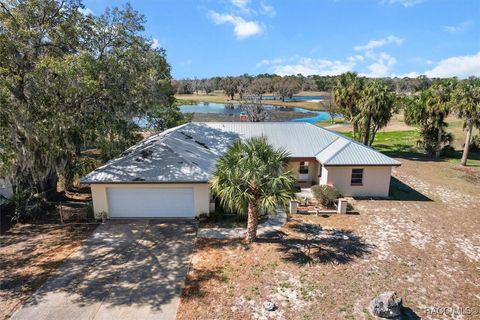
[178, 102, 332, 124]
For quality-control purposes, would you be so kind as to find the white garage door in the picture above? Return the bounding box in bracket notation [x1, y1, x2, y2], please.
[107, 188, 195, 218]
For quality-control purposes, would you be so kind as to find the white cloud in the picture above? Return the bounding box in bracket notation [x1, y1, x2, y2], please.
[78, 7, 93, 15]
[232, 0, 249, 9]
[354, 35, 404, 51]
[260, 2, 276, 17]
[231, 0, 254, 14]
[381, 0, 425, 7]
[363, 52, 397, 77]
[424, 52, 480, 78]
[444, 20, 473, 33]
[209, 11, 263, 39]
[231, 0, 275, 16]
[256, 57, 287, 67]
[394, 71, 420, 78]
[269, 57, 356, 76]
[151, 38, 160, 49]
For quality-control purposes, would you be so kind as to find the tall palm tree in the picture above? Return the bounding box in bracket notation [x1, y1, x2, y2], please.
[210, 137, 295, 242]
[333, 72, 365, 141]
[405, 79, 456, 158]
[452, 77, 480, 166]
[357, 80, 396, 146]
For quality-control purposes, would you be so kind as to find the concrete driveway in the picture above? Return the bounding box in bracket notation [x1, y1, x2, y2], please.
[11, 220, 197, 320]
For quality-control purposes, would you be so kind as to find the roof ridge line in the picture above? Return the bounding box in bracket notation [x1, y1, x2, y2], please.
[314, 137, 340, 158]
[310, 122, 396, 158]
[318, 138, 351, 165]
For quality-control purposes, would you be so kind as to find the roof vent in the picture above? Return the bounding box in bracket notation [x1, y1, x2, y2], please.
[180, 131, 193, 139]
[194, 140, 210, 149]
[140, 149, 153, 158]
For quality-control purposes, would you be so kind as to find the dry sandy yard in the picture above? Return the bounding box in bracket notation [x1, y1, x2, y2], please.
[177, 158, 480, 320]
[0, 224, 97, 320]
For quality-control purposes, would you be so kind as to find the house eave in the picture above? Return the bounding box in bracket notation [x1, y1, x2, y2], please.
[82, 180, 210, 185]
[322, 163, 401, 167]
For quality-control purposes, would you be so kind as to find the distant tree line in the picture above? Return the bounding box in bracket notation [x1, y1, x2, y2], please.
[173, 73, 439, 98]
[173, 74, 304, 102]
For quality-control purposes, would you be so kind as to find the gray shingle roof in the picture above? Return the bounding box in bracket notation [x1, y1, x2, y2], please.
[81, 122, 400, 184]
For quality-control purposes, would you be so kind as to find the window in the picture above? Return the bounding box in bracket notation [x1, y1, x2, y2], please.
[351, 168, 364, 185]
[299, 161, 309, 174]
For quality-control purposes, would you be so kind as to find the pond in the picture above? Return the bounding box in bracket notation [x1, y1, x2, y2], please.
[178, 102, 332, 124]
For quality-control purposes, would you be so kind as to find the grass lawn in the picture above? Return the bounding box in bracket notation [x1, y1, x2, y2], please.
[339, 129, 480, 168]
[0, 224, 97, 320]
[177, 158, 480, 320]
[316, 118, 346, 127]
[340, 130, 420, 153]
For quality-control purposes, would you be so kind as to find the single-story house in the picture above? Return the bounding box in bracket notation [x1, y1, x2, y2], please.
[81, 122, 401, 218]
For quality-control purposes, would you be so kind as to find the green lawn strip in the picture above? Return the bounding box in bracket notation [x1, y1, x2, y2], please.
[338, 130, 420, 153]
[338, 130, 480, 167]
[316, 118, 346, 126]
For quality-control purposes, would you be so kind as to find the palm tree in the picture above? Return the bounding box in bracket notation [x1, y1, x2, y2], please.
[452, 77, 480, 166]
[210, 137, 295, 242]
[357, 80, 396, 146]
[405, 79, 456, 158]
[333, 72, 365, 141]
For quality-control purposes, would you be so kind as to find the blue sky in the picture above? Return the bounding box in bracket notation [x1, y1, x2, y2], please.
[83, 0, 480, 79]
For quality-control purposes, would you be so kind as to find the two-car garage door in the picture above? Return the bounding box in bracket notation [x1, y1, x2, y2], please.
[107, 188, 195, 218]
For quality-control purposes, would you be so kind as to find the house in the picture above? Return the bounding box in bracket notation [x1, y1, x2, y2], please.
[81, 122, 401, 218]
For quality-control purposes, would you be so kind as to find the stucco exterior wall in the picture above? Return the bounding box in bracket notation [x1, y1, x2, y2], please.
[91, 183, 210, 218]
[287, 160, 319, 184]
[321, 166, 392, 197]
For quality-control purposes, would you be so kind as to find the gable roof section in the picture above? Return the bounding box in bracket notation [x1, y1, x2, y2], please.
[81, 122, 400, 184]
[204, 122, 339, 157]
[315, 136, 401, 166]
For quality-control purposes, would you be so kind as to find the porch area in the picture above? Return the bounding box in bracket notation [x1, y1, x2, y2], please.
[288, 158, 321, 188]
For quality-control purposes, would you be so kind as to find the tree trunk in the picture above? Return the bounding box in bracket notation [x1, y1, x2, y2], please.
[369, 127, 378, 147]
[461, 119, 473, 166]
[435, 127, 442, 159]
[35, 172, 58, 199]
[352, 121, 359, 141]
[362, 114, 371, 146]
[246, 201, 259, 242]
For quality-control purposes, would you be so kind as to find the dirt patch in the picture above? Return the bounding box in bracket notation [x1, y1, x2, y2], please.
[452, 166, 480, 184]
[0, 223, 97, 320]
[178, 159, 480, 320]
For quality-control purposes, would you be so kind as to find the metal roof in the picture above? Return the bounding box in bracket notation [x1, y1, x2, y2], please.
[81, 122, 400, 184]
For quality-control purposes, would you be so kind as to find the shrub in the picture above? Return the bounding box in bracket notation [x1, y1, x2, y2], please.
[5, 191, 52, 223]
[311, 185, 342, 208]
[208, 208, 224, 222]
[85, 202, 95, 221]
[469, 135, 480, 152]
